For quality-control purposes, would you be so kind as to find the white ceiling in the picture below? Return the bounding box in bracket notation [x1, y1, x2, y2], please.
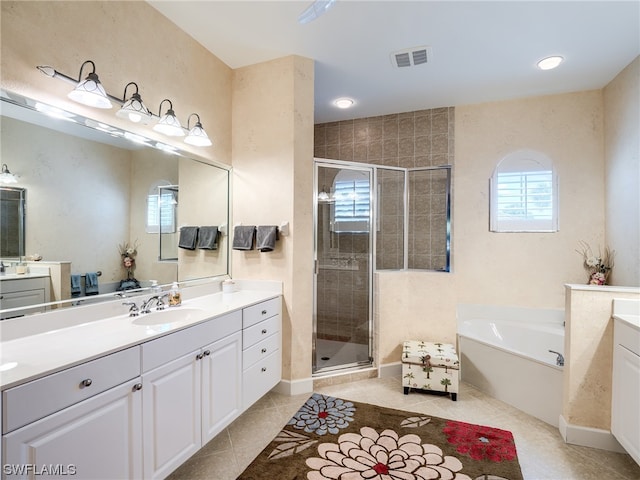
[148, 1, 640, 124]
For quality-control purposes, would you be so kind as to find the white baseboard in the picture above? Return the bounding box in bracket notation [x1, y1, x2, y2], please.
[379, 362, 402, 378]
[559, 415, 626, 453]
[274, 377, 314, 396]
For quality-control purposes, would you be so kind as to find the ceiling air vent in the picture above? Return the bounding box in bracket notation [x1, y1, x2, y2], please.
[391, 46, 432, 68]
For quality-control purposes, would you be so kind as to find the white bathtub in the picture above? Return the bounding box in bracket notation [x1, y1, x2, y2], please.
[457, 304, 564, 427]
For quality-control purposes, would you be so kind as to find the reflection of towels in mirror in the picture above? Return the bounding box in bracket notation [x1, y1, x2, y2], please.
[256, 226, 278, 252]
[232, 225, 256, 250]
[197, 226, 219, 250]
[85, 272, 100, 296]
[70, 274, 82, 297]
[179, 226, 199, 250]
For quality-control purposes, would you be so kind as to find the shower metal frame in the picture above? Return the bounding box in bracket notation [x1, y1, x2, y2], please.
[312, 158, 452, 375]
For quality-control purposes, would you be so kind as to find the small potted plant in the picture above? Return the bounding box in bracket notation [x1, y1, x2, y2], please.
[576, 241, 615, 285]
[117, 240, 141, 291]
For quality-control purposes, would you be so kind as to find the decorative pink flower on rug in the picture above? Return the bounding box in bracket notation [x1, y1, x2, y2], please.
[442, 420, 517, 462]
[306, 426, 472, 480]
[288, 393, 356, 435]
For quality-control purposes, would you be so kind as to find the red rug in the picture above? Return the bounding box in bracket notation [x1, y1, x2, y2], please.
[238, 393, 524, 479]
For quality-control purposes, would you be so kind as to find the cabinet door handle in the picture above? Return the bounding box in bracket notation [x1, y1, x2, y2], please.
[261, 348, 267, 353]
[261, 367, 267, 372]
[132, 383, 142, 392]
[262, 310, 267, 315]
[262, 329, 268, 334]
[196, 353, 204, 360]
[203, 350, 211, 356]
[80, 378, 92, 388]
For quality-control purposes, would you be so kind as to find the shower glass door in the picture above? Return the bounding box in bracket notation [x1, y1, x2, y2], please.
[314, 162, 373, 374]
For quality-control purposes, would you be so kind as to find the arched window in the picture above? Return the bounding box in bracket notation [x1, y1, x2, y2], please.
[490, 150, 558, 232]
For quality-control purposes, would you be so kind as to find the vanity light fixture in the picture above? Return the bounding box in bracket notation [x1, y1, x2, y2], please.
[184, 113, 213, 147]
[537, 56, 564, 70]
[116, 82, 152, 124]
[153, 99, 184, 137]
[67, 60, 113, 109]
[0, 164, 18, 184]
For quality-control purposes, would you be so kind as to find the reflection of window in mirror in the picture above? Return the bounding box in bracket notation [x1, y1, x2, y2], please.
[0, 186, 26, 257]
[332, 170, 371, 233]
[490, 150, 558, 232]
[146, 181, 177, 234]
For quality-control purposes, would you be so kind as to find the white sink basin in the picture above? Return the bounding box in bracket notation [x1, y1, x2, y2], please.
[131, 307, 205, 326]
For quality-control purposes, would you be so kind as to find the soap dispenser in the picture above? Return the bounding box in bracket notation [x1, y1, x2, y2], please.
[169, 282, 181, 306]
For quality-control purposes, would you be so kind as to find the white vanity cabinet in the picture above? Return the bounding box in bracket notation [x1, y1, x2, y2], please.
[0, 277, 51, 319]
[242, 297, 282, 410]
[2, 348, 142, 479]
[141, 310, 243, 479]
[611, 316, 640, 466]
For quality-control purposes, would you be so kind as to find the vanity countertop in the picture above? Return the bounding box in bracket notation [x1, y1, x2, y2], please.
[0, 288, 280, 391]
[0, 272, 50, 281]
[613, 314, 640, 332]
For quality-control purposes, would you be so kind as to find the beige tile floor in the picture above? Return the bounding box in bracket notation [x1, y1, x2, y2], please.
[168, 376, 640, 480]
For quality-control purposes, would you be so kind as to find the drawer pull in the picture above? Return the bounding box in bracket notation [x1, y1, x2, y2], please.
[132, 383, 142, 392]
[262, 329, 268, 334]
[262, 309, 267, 315]
[196, 353, 204, 360]
[203, 350, 211, 356]
[261, 348, 267, 353]
[80, 379, 93, 388]
[261, 367, 267, 372]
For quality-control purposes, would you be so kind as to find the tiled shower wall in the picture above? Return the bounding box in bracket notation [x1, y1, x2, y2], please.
[314, 108, 455, 345]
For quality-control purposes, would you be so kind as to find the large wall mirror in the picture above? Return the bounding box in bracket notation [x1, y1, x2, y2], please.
[0, 90, 230, 317]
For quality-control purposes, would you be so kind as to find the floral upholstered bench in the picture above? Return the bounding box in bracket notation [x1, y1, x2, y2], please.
[401, 340, 459, 401]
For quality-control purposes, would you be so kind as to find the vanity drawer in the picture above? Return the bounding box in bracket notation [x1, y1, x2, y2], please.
[142, 310, 242, 372]
[242, 350, 282, 410]
[243, 314, 281, 350]
[243, 331, 281, 370]
[243, 297, 281, 328]
[2, 346, 140, 433]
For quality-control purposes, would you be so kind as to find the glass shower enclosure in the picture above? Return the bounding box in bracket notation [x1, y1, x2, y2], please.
[314, 162, 373, 374]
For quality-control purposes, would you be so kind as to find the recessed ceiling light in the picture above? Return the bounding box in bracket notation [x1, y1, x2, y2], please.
[334, 97, 354, 109]
[537, 56, 564, 70]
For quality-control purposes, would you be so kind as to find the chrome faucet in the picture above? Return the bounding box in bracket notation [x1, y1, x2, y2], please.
[122, 301, 139, 317]
[140, 294, 169, 314]
[548, 350, 564, 366]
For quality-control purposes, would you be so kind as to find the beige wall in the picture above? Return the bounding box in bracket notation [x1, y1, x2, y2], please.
[0, 1, 232, 168]
[604, 56, 640, 287]
[231, 56, 315, 382]
[377, 91, 606, 364]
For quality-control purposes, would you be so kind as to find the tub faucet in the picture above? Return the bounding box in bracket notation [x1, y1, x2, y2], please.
[548, 350, 564, 366]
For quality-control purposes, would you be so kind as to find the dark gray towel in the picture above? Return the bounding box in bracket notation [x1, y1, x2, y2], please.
[179, 226, 199, 250]
[85, 272, 99, 296]
[232, 225, 256, 250]
[256, 225, 278, 252]
[197, 226, 219, 250]
[70, 274, 82, 297]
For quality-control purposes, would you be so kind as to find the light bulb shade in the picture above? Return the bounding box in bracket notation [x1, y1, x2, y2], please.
[116, 93, 152, 124]
[184, 123, 212, 146]
[0, 164, 18, 184]
[153, 109, 184, 137]
[68, 73, 112, 109]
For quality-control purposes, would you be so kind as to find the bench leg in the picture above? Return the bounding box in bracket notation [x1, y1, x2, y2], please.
[403, 387, 409, 395]
[451, 392, 457, 401]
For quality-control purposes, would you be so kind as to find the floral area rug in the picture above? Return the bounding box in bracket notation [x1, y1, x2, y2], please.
[238, 393, 524, 480]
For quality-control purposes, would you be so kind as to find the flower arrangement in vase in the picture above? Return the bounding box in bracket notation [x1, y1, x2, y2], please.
[117, 240, 141, 291]
[576, 241, 615, 285]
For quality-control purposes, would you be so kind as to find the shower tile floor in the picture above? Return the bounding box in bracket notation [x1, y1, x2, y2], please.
[315, 338, 370, 370]
[168, 376, 640, 480]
